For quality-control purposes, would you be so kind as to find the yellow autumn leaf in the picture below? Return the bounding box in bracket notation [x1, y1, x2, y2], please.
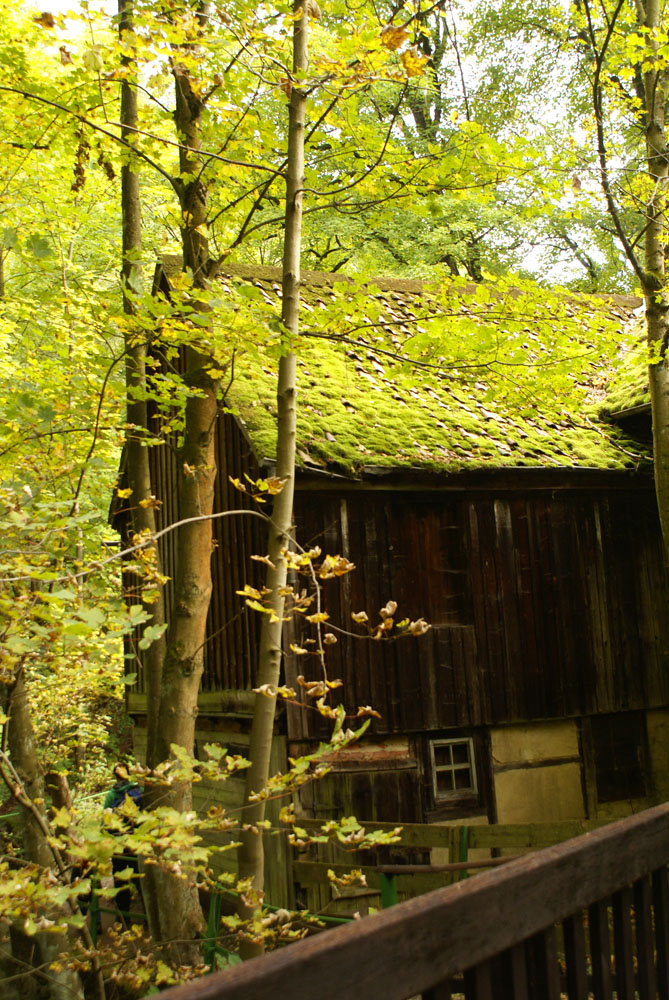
[401, 46, 428, 77]
[380, 24, 409, 50]
[408, 617, 431, 636]
[316, 697, 338, 718]
[253, 683, 277, 697]
[318, 554, 356, 578]
[263, 476, 286, 494]
[356, 705, 382, 719]
[245, 598, 273, 616]
[116, 487, 133, 499]
[306, 611, 329, 623]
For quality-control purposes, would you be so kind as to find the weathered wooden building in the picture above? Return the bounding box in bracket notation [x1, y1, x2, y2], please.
[122, 259, 669, 901]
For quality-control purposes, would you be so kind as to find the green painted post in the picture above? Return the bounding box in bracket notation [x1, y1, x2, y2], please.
[380, 873, 398, 908]
[459, 825, 470, 880]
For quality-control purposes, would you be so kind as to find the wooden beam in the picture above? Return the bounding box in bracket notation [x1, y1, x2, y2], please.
[157, 804, 669, 1000]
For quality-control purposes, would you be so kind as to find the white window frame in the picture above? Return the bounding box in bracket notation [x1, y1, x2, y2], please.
[429, 737, 477, 800]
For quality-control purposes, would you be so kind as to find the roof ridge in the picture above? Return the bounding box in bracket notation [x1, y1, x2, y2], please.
[159, 254, 427, 294]
[157, 254, 643, 310]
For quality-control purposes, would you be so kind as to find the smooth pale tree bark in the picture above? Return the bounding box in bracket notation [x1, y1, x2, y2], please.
[118, 0, 167, 769]
[2, 670, 88, 1000]
[640, 0, 669, 557]
[142, 0, 218, 960]
[588, 0, 669, 556]
[236, 0, 309, 957]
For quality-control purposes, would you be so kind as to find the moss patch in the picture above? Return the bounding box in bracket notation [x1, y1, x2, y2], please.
[159, 258, 650, 474]
[229, 333, 647, 474]
[599, 326, 650, 415]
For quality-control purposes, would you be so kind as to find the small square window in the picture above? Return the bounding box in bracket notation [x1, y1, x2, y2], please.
[430, 738, 477, 801]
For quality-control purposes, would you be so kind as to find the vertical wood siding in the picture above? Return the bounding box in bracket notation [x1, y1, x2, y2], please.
[131, 409, 668, 737]
[290, 486, 669, 739]
[131, 412, 266, 694]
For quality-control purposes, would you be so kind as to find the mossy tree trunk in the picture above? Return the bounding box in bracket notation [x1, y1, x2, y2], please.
[140, 1, 218, 963]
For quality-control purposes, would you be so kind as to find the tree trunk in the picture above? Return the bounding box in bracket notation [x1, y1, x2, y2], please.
[141, 2, 218, 960]
[118, 0, 167, 768]
[642, 0, 669, 558]
[236, 0, 309, 958]
[4, 671, 87, 1000]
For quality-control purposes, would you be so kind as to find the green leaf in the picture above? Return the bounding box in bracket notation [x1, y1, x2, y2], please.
[138, 622, 168, 650]
[77, 607, 106, 629]
[25, 235, 52, 259]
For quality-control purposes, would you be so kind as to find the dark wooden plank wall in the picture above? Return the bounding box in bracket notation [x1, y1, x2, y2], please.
[132, 412, 265, 694]
[290, 487, 669, 739]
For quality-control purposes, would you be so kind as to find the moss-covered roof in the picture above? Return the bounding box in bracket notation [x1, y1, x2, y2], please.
[598, 327, 650, 417]
[158, 257, 649, 476]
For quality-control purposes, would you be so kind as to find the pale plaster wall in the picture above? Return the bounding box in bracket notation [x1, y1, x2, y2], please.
[492, 720, 580, 766]
[491, 720, 586, 824]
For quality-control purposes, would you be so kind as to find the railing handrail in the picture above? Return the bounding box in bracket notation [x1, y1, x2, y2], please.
[158, 802, 669, 1000]
[294, 815, 606, 849]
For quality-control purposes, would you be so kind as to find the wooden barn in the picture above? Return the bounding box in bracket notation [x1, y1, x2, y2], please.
[121, 259, 669, 904]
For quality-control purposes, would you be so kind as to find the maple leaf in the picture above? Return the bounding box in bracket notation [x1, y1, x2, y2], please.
[401, 46, 428, 77]
[380, 24, 409, 50]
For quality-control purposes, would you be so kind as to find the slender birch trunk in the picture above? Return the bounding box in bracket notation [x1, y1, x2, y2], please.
[236, 0, 309, 956]
[118, 0, 167, 768]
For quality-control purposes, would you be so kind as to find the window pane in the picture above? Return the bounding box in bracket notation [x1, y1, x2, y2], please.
[436, 770, 456, 794]
[433, 745, 453, 768]
[451, 743, 470, 765]
[454, 767, 474, 790]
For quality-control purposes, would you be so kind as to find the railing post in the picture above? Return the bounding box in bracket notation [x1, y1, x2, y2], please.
[380, 873, 398, 909]
[458, 826, 469, 881]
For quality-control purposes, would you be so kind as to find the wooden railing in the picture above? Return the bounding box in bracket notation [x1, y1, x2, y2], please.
[159, 803, 669, 1000]
[293, 816, 609, 908]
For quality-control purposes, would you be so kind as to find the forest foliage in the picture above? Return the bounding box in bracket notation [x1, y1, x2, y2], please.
[0, 0, 664, 994]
